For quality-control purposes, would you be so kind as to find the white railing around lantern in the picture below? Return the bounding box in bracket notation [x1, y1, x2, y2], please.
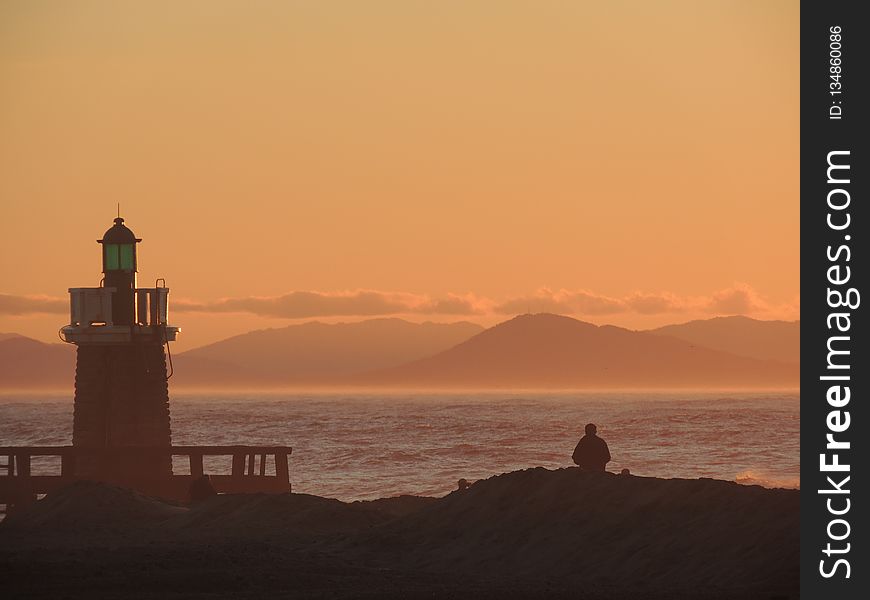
[69, 287, 115, 326]
[136, 287, 170, 327]
[68, 287, 170, 327]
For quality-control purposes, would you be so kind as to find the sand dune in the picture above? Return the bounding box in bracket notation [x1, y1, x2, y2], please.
[1, 470, 798, 599]
[0, 481, 185, 536]
[359, 468, 798, 595]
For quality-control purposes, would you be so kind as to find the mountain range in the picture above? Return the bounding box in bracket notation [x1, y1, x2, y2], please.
[648, 315, 799, 364]
[0, 315, 799, 390]
[171, 318, 484, 386]
[0, 334, 76, 389]
[352, 314, 797, 388]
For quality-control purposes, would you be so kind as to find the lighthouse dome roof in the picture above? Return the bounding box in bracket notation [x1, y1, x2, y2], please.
[99, 217, 141, 244]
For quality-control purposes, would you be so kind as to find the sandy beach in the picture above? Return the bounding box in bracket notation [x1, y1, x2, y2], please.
[0, 468, 798, 599]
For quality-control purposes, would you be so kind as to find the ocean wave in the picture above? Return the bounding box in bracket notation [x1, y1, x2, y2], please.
[734, 470, 800, 490]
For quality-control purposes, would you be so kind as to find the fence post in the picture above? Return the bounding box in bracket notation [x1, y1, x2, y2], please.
[276, 452, 289, 485]
[61, 450, 76, 478]
[232, 453, 245, 478]
[14, 452, 36, 508]
[190, 453, 204, 478]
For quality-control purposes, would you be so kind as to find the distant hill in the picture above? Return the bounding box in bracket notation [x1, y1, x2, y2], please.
[647, 316, 800, 364]
[172, 318, 484, 386]
[353, 314, 798, 389]
[0, 315, 799, 390]
[0, 336, 75, 389]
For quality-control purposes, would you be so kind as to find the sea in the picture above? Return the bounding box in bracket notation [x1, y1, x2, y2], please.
[0, 391, 800, 500]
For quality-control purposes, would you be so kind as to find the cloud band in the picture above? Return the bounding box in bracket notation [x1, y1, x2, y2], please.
[1, 284, 798, 321]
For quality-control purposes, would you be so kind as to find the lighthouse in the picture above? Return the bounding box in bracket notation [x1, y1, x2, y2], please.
[0, 220, 290, 513]
[60, 217, 179, 479]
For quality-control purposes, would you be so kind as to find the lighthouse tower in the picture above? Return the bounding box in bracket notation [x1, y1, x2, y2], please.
[61, 217, 179, 479]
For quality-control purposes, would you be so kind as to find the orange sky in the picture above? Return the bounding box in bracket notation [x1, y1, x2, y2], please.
[0, 1, 799, 351]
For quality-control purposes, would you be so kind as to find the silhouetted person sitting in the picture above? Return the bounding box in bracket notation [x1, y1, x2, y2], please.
[572, 423, 611, 472]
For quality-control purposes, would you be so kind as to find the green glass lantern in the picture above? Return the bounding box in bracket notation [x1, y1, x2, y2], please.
[99, 218, 140, 273]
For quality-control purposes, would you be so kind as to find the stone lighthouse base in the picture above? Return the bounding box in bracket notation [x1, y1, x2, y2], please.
[72, 344, 172, 479]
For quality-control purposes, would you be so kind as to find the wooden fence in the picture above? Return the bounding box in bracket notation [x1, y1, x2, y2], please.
[0, 445, 292, 515]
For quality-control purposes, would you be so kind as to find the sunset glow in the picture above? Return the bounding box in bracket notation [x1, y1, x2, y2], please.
[0, 1, 799, 350]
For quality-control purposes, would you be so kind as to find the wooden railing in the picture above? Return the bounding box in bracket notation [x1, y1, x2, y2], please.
[0, 445, 292, 515]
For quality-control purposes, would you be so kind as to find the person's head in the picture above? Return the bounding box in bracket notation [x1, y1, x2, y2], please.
[585, 423, 597, 436]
